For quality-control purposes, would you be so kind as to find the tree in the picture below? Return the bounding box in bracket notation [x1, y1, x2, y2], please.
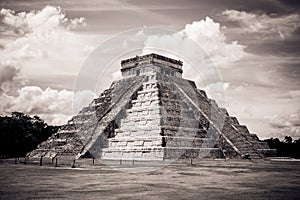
[264, 137, 300, 159]
[283, 136, 293, 144]
[0, 112, 59, 158]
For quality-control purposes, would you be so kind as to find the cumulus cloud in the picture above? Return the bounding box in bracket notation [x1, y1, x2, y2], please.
[180, 17, 246, 64]
[0, 6, 85, 35]
[143, 17, 246, 68]
[269, 110, 300, 138]
[0, 6, 89, 62]
[0, 6, 93, 125]
[0, 6, 93, 89]
[270, 110, 300, 128]
[1, 6, 65, 35]
[0, 86, 73, 124]
[68, 17, 86, 30]
[222, 10, 300, 40]
[0, 85, 96, 125]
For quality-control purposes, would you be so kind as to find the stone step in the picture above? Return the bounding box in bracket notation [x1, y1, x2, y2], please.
[252, 142, 270, 149]
[115, 131, 211, 141]
[115, 126, 209, 138]
[76, 111, 96, 116]
[121, 113, 199, 123]
[131, 101, 160, 108]
[162, 125, 206, 131]
[79, 105, 98, 113]
[229, 137, 250, 144]
[132, 96, 160, 103]
[238, 146, 259, 153]
[120, 116, 202, 128]
[219, 108, 229, 116]
[225, 116, 240, 125]
[160, 97, 181, 103]
[120, 119, 161, 127]
[162, 120, 201, 129]
[115, 127, 161, 133]
[224, 131, 247, 141]
[69, 120, 98, 125]
[235, 125, 250, 134]
[115, 131, 161, 138]
[162, 126, 208, 137]
[109, 136, 214, 142]
[102, 147, 222, 151]
[109, 139, 162, 148]
[166, 139, 216, 148]
[120, 115, 160, 123]
[142, 81, 158, 86]
[137, 88, 159, 94]
[126, 105, 160, 113]
[101, 147, 224, 160]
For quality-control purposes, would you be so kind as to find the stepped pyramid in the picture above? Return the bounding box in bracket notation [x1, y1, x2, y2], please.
[29, 53, 275, 160]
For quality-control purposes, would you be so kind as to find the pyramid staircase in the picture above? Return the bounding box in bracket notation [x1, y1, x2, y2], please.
[101, 73, 225, 160]
[29, 53, 276, 160]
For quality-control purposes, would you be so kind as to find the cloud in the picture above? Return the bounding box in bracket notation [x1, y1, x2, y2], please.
[1, 6, 65, 35]
[68, 17, 86, 30]
[0, 6, 92, 80]
[221, 10, 300, 40]
[0, 84, 99, 125]
[269, 110, 300, 138]
[0, 86, 73, 124]
[0, 65, 20, 93]
[0, 85, 96, 125]
[143, 17, 246, 69]
[0, 6, 86, 35]
[0, 6, 95, 125]
[289, 90, 300, 98]
[270, 110, 300, 128]
[0, 6, 85, 60]
[180, 17, 246, 64]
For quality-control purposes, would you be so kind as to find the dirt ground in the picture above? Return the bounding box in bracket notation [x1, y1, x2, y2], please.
[0, 158, 300, 200]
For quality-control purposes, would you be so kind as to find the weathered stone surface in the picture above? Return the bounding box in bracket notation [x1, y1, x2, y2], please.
[29, 53, 275, 160]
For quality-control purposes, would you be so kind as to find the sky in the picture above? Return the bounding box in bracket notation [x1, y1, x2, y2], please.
[0, 0, 300, 139]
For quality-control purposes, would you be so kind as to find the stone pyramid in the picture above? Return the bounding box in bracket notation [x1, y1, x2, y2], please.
[29, 53, 274, 160]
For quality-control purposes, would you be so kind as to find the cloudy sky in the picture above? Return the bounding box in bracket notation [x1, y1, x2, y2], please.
[0, 0, 299, 139]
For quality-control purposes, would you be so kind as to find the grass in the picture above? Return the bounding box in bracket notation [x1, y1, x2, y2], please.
[0, 158, 300, 199]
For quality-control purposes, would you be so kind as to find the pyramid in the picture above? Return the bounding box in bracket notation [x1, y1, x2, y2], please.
[29, 53, 275, 160]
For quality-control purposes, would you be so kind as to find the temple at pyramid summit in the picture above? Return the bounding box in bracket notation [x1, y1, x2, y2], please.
[29, 53, 276, 161]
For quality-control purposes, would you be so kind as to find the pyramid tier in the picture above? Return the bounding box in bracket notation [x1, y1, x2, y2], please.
[29, 53, 275, 161]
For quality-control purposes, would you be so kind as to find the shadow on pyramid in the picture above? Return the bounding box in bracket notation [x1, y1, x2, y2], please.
[28, 53, 276, 161]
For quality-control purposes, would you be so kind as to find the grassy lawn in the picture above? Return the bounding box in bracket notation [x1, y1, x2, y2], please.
[0, 159, 300, 199]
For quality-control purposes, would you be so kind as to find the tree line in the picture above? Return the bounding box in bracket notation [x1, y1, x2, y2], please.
[0, 112, 59, 158]
[264, 136, 300, 159]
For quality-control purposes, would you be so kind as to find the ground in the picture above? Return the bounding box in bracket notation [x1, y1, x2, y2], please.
[0, 159, 300, 199]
